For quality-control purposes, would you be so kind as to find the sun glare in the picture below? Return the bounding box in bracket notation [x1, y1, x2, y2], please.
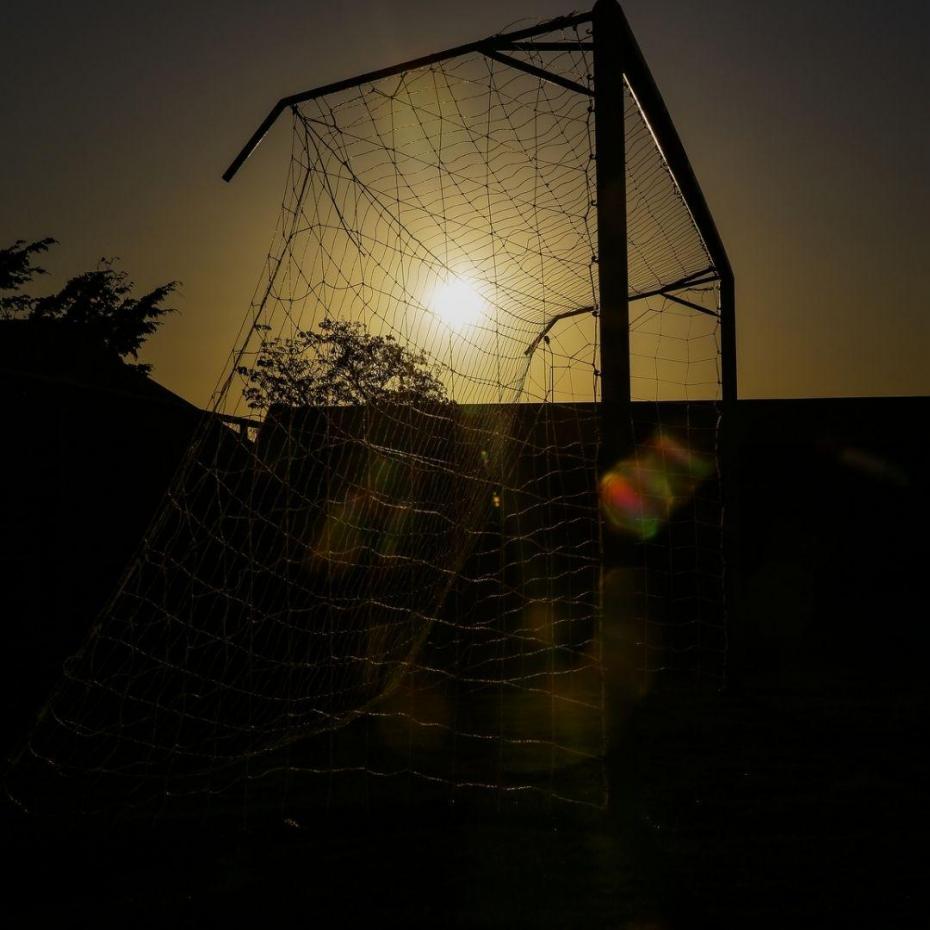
[430, 278, 485, 330]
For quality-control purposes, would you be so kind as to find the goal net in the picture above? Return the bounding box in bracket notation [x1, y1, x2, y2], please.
[7, 10, 726, 816]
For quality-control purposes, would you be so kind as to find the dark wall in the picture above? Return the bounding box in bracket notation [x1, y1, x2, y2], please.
[3, 337, 926, 756]
[0, 323, 203, 745]
[733, 397, 930, 693]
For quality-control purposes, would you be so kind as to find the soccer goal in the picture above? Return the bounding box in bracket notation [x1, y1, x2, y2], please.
[8, 1, 734, 815]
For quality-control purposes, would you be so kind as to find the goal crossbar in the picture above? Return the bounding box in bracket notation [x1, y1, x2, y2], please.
[221, 10, 593, 182]
[220, 3, 734, 397]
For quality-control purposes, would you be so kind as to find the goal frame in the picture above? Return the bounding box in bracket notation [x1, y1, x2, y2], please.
[223, 0, 738, 789]
[222, 0, 735, 407]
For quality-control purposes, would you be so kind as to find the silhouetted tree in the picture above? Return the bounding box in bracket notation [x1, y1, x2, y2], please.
[238, 319, 450, 411]
[0, 238, 177, 374]
[0, 237, 56, 318]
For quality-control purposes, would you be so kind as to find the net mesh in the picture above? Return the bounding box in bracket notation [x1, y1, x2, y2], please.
[7, 18, 725, 815]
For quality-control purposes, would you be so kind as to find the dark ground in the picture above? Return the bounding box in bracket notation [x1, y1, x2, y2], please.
[5, 685, 928, 928]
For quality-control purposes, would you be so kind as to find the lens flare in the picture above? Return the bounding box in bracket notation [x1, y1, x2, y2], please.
[599, 432, 713, 540]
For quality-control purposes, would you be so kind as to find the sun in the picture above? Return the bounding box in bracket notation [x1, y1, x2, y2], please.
[430, 277, 485, 330]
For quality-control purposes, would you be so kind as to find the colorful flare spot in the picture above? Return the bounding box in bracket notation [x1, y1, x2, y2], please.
[599, 432, 712, 540]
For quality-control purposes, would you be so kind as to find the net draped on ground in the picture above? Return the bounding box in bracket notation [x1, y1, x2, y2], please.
[8, 18, 724, 813]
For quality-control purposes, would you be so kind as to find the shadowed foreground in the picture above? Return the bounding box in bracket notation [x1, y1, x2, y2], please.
[6, 687, 927, 928]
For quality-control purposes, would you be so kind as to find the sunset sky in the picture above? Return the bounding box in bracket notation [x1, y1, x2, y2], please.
[2, 0, 927, 403]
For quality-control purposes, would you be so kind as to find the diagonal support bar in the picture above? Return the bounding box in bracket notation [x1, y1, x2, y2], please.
[663, 292, 720, 318]
[524, 306, 597, 357]
[493, 41, 594, 52]
[480, 48, 593, 97]
[628, 267, 720, 304]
